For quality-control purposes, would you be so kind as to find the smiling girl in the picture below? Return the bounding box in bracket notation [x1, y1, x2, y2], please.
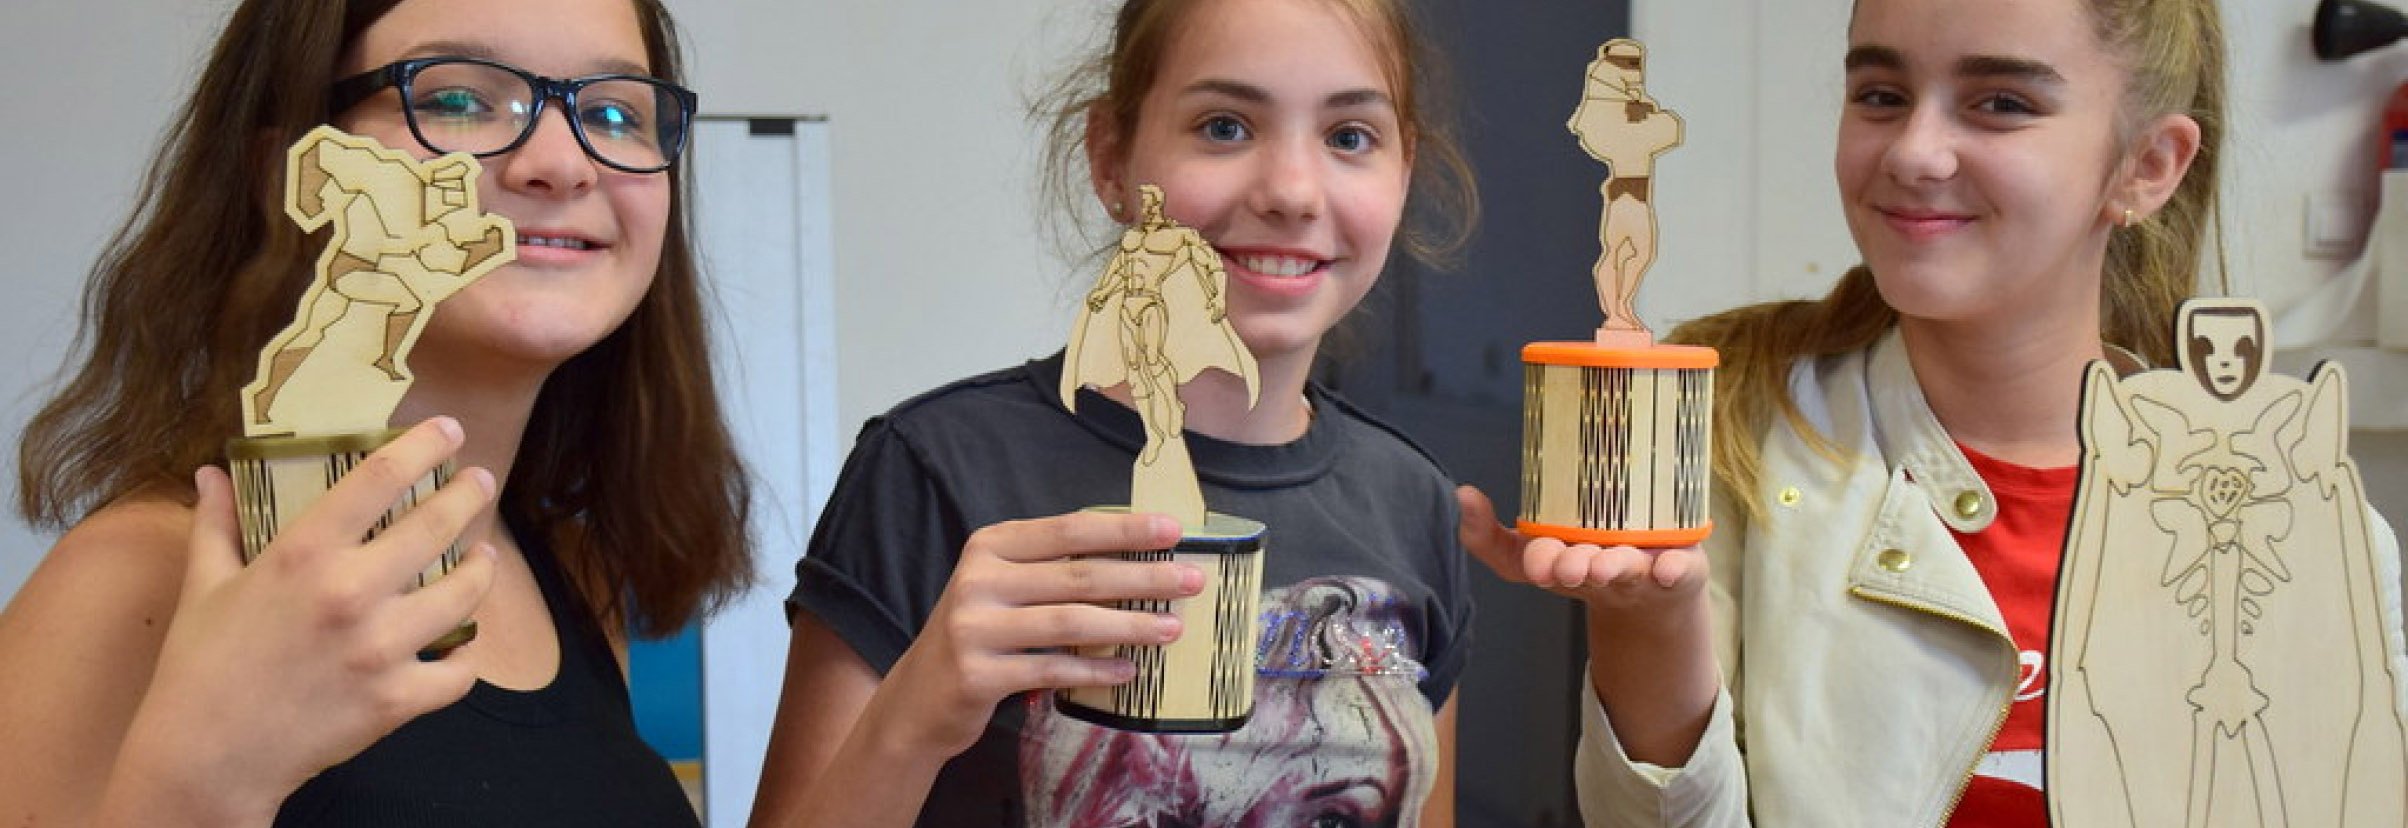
[1459, 0, 2397, 824]
[0, 1, 746, 824]
[749, 0, 1477, 825]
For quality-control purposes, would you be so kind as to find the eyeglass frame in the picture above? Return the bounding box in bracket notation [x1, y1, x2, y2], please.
[326, 56, 698, 174]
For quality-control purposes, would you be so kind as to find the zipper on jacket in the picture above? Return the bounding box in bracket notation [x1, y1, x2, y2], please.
[1846, 587, 2018, 826]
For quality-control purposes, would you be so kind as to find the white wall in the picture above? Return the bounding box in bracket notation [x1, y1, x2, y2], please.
[0, 0, 240, 593]
[0, 0, 1102, 595]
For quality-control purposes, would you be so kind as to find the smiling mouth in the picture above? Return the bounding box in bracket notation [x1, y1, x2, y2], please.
[1880, 207, 1973, 222]
[1229, 252, 1326, 277]
[517, 232, 597, 251]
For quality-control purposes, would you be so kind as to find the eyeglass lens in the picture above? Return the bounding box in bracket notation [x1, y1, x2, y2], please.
[408, 61, 682, 171]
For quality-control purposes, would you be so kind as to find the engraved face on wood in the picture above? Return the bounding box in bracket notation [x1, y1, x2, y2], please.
[2182, 305, 2264, 403]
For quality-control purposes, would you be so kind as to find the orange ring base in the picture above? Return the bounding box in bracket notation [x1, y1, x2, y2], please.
[1522, 341, 1719, 370]
[1516, 519, 1713, 549]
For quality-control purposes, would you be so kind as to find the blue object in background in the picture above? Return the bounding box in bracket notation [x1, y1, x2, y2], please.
[628, 623, 704, 762]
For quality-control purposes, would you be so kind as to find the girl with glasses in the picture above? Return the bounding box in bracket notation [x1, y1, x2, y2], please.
[0, 0, 743, 825]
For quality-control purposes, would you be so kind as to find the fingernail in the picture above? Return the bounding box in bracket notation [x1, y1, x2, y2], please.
[431, 416, 464, 443]
[1155, 615, 1182, 642]
[1108, 660, 1139, 682]
[1177, 564, 1205, 593]
[1147, 514, 1179, 539]
[467, 467, 496, 496]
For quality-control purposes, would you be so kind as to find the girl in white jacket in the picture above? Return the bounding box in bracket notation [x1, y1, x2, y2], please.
[1463, 0, 2399, 824]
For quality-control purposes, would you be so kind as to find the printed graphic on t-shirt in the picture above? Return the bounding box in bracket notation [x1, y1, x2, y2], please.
[1958, 649, 2049, 824]
[1018, 576, 1438, 827]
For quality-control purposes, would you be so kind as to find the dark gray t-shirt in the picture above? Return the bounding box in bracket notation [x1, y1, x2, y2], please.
[791, 354, 1474, 826]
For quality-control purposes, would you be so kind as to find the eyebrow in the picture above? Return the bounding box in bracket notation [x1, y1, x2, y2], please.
[402, 39, 652, 77]
[1181, 78, 1395, 110]
[1843, 45, 2066, 86]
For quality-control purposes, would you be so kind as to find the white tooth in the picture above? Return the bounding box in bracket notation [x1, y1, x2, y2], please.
[1238, 255, 1315, 277]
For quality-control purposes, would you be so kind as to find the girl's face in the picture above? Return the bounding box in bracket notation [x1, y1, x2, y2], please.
[337, 0, 667, 375]
[1096, 0, 1413, 368]
[1836, 0, 2137, 329]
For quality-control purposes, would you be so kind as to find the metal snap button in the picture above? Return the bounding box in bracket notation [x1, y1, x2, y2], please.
[1877, 548, 1913, 573]
[1953, 491, 1984, 520]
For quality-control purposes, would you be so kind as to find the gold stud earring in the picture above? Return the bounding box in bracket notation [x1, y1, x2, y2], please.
[2120, 208, 2138, 228]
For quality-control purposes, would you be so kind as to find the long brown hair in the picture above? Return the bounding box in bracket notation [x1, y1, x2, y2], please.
[1034, 0, 1480, 269]
[17, 0, 750, 637]
[1672, 0, 2227, 521]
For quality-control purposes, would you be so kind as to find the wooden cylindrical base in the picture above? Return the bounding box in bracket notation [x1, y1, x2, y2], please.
[1058, 509, 1265, 734]
[226, 429, 475, 657]
[1519, 341, 1717, 548]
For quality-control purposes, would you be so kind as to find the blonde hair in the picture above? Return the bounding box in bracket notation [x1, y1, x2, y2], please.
[1674, 0, 2226, 520]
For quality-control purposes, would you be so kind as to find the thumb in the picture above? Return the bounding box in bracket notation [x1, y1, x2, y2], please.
[1453, 485, 1525, 576]
[182, 466, 247, 603]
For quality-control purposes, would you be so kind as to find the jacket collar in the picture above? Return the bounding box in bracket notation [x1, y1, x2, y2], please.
[1865, 330, 1997, 534]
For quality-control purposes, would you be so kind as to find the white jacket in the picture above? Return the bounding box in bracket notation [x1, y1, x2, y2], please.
[1573, 330, 2407, 827]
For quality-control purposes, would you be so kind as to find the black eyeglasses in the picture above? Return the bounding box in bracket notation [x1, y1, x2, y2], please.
[328, 56, 696, 174]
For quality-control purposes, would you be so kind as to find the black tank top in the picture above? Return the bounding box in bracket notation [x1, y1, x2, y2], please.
[274, 517, 699, 827]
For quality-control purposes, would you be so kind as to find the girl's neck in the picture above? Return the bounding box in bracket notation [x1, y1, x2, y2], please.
[1898, 309, 2105, 470]
[1093, 345, 1317, 446]
[388, 363, 551, 547]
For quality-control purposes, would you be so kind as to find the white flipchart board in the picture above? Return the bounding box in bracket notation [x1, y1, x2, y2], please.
[690, 115, 839, 827]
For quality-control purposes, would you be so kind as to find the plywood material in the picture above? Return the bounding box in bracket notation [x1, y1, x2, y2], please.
[1061, 184, 1260, 530]
[242, 126, 516, 437]
[2051, 298, 2408, 827]
[1569, 38, 1684, 340]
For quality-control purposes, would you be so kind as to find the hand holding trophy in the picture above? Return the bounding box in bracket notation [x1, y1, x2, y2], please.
[1057, 184, 1268, 732]
[226, 125, 516, 657]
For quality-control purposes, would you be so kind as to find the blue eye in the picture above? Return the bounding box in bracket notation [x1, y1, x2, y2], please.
[414, 87, 494, 122]
[1328, 125, 1375, 153]
[1201, 115, 1250, 143]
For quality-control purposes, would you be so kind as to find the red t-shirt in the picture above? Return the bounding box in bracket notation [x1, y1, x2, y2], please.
[1944, 443, 2077, 827]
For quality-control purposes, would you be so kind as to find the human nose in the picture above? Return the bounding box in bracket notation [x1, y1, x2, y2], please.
[492, 102, 597, 198]
[1248, 134, 1326, 222]
[1880, 103, 1957, 185]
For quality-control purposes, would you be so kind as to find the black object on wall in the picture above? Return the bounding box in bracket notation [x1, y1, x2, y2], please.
[2316, 0, 2408, 61]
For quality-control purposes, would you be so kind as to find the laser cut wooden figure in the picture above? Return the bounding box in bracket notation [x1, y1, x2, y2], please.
[1056, 183, 1268, 734]
[1062, 184, 1261, 530]
[2050, 298, 2407, 827]
[222, 126, 511, 657]
[243, 125, 515, 438]
[1518, 38, 1715, 549]
[1569, 38, 1683, 341]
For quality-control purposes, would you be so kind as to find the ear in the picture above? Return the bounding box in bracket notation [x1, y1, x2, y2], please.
[1084, 102, 1129, 222]
[2112, 112, 2202, 222]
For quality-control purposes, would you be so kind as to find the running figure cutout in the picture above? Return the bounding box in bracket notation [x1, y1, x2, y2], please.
[242, 126, 515, 436]
[2049, 298, 2407, 827]
[1062, 184, 1260, 529]
[1568, 38, 1683, 340]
